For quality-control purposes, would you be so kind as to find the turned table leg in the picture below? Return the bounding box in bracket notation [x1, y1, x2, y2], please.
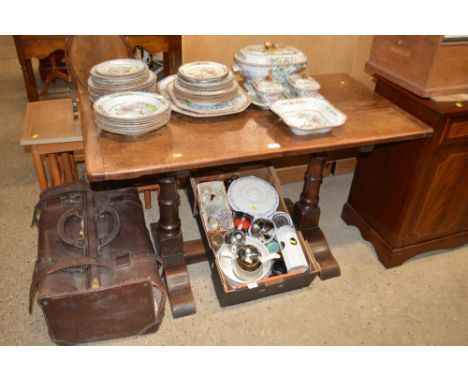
[150, 175, 196, 318]
[287, 152, 341, 280]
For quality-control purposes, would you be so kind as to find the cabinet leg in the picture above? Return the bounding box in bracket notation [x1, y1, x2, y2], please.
[289, 152, 341, 279]
[150, 175, 196, 318]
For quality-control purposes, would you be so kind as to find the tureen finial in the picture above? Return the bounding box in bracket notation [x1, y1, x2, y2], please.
[264, 41, 277, 51]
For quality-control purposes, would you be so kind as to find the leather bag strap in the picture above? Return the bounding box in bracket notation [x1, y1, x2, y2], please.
[29, 253, 165, 314]
[29, 257, 114, 314]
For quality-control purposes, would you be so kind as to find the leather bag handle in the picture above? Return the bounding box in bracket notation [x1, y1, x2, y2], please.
[95, 205, 120, 250]
[57, 208, 85, 249]
[57, 206, 121, 250]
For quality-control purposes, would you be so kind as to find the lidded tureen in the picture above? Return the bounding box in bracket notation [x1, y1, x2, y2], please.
[233, 42, 307, 83]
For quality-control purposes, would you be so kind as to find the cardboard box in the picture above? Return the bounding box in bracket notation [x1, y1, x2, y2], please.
[187, 166, 319, 307]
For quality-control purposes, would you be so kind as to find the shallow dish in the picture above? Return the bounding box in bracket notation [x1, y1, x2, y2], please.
[270, 97, 347, 135]
[94, 92, 170, 120]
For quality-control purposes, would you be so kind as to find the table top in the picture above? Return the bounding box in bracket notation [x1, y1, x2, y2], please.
[20, 98, 82, 146]
[82, 73, 433, 182]
[376, 75, 468, 116]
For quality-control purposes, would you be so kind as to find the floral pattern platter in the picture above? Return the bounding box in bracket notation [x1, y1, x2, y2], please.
[158, 75, 251, 118]
[270, 97, 347, 136]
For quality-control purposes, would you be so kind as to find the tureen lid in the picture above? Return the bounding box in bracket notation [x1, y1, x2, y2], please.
[287, 74, 320, 91]
[234, 42, 307, 67]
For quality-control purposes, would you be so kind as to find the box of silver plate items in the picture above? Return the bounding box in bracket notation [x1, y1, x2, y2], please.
[187, 165, 320, 307]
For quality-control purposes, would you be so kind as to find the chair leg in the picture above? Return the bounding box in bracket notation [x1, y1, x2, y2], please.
[31, 146, 48, 191]
[47, 154, 62, 186]
[70, 152, 78, 180]
[61, 152, 74, 183]
[144, 190, 152, 209]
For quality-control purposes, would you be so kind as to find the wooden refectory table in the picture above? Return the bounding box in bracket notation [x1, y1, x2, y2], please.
[81, 73, 433, 318]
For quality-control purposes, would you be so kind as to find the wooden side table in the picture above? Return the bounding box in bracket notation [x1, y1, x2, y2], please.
[20, 97, 158, 208]
[342, 75, 468, 267]
[20, 98, 83, 189]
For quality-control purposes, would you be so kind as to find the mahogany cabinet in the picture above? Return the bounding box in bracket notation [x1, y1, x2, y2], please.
[342, 76, 468, 267]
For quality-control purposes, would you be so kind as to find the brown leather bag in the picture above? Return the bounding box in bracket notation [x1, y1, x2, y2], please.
[30, 183, 166, 345]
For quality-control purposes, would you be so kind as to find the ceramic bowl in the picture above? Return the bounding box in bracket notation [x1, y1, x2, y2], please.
[270, 97, 347, 136]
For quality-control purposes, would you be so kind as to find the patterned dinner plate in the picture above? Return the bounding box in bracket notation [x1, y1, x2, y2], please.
[91, 59, 148, 79]
[93, 92, 170, 121]
[178, 61, 229, 83]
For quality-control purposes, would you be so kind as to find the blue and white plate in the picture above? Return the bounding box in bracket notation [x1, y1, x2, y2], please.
[227, 176, 279, 218]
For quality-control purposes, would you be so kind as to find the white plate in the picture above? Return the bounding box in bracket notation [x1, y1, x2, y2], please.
[270, 97, 347, 135]
[91, 59, 147, 78]
[216, 237, 273, 288]
[158, 75, 251, 118]
[177, 71, 234, 91]
[178, 61, 229, 83]
[227, 176, 279, 218]
[93, 92, 170, 120]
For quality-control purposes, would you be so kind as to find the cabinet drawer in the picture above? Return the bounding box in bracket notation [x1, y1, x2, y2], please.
[444, 118, 468, 143]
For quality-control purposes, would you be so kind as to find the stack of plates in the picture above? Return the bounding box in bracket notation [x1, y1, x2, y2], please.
[88, 59, 157, 103]
[158, 61, 251, 118]
[93, 92, 171, 136]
